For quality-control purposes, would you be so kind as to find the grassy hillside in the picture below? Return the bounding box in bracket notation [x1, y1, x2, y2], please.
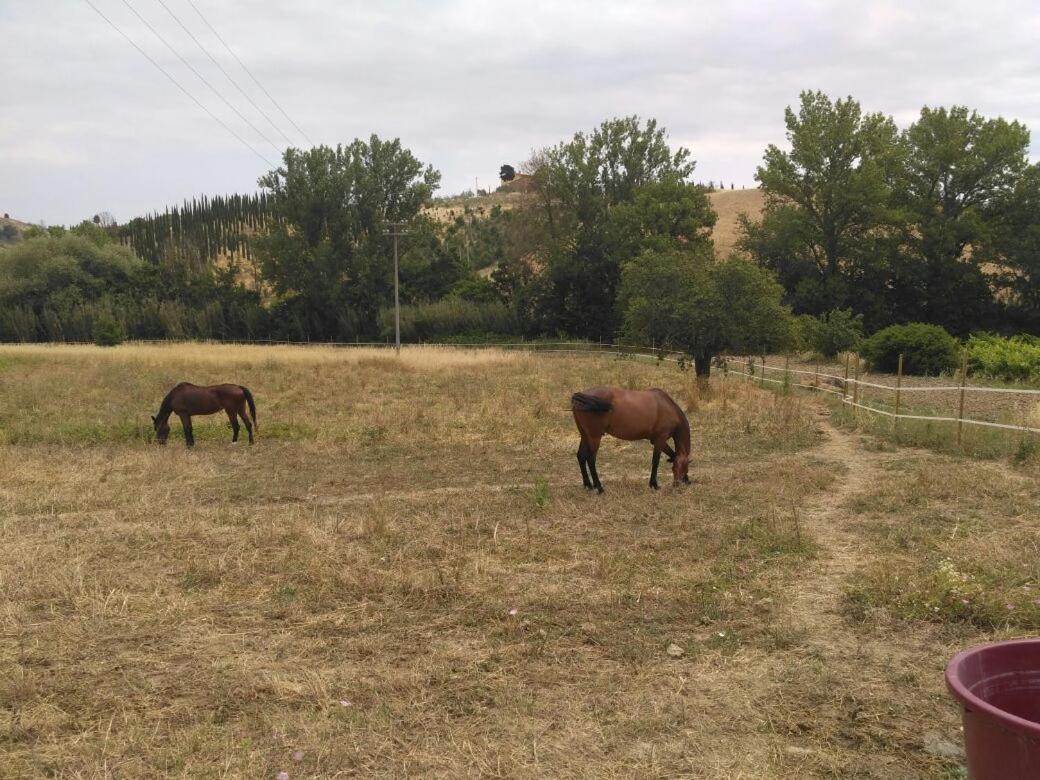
[708, 187, 765, 258]
[0, 215, 35, 246]
[424, 186, 765, 261]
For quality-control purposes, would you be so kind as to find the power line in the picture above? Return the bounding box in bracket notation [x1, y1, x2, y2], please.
[185, 0, 314, 147]
[117, 0, 283, 158]
[80, 0, 274, 166]
[152, 0, 295, 148]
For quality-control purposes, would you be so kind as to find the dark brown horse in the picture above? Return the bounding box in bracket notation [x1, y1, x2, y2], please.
[152, 383, 256, 447]
[571, 387, 691, 493]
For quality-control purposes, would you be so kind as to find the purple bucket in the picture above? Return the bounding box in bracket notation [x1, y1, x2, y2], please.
[945, 639, 1040, 779]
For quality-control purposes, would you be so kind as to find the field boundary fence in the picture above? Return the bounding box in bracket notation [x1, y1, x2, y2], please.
[720, 354, 1040, 439]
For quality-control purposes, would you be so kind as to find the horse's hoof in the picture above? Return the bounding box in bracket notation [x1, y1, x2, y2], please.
[596, 487, 605, 495]
[231, 441, 239, 446]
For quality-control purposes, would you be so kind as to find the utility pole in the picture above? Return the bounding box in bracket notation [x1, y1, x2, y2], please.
[382, 220, 411, 354]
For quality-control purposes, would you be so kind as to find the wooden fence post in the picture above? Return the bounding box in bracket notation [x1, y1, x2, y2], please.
[844, 353, 850, 399]
[894, 353, 904, 440]
[814, 360, 819, 389]
[852, 353, 860, 409]
[784, 354, 791, 394]
[957, 348, 968, 446]
[761, 356, 766, 388]
[722, 357, 728, 413]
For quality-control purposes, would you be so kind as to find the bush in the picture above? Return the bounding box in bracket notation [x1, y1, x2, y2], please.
[860, 323, 960, 375]
[967, 333, 1040, 383]
[92, 313, 125, 346]
[800, 308, 863, 358]
[378, 299, 518, 342]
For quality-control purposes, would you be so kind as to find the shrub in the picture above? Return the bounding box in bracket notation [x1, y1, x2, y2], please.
[801, 308, 863, 358]
[860, 323, 960, 375]
[967, 333, 1040, 383]
[92, 313, 125, 346]
[378, 299, 518, 342]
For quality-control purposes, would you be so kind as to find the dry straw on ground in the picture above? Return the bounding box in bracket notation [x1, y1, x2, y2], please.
[1, 343, 1035, 777]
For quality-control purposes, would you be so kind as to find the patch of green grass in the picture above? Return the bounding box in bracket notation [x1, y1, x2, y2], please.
[531, 477, 551, 509]
[842, 457, 1040, 630]
[845, 556, 1040, 629]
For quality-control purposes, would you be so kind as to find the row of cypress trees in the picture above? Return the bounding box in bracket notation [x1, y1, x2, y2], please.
[116, 193, 273, 270]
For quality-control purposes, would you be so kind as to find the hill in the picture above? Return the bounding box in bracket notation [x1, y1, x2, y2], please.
[424, 190, 528, 224]
[707, 187, 765, 258]
[0, 215, 36, 246]
[424, 185, 766, 262]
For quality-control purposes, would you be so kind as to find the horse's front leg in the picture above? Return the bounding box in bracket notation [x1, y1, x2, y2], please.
[178, 413, 195, 448]
[649, 447, 662, 490]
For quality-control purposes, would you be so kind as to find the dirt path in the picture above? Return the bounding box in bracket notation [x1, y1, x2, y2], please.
[787, 411, 898, 635]
[764, 407, 967, 776]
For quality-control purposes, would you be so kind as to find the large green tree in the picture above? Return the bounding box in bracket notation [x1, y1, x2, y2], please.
[748, 91, 900, 317]
[992, 163, 1040, 326]
[894, 107, 1031, 334]
[525, 117, 707, 339]
[619, 248, 795, 376]
[255, 137, 440, 339]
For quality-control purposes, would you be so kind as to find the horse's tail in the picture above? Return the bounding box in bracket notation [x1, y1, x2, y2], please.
[240, 386, 257, 430]
[571, 392, 612, 413]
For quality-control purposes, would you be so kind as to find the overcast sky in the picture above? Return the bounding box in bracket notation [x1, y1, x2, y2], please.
[2, 0, 1039, 225]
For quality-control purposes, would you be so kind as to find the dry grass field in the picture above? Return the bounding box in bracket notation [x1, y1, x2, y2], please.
[1, 343, 1037, 778]
[707, 188, 765, 259]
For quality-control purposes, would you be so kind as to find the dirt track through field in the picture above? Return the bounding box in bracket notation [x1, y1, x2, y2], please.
[787, 410, 896, 640]
[761, 406, 966, 776]
[2, 452, 790, 525]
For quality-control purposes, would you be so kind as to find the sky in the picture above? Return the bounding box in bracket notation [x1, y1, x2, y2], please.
[2, 0, 1039, 226]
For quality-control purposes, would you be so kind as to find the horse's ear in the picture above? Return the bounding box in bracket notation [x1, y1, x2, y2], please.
[151, 415, 156, 423]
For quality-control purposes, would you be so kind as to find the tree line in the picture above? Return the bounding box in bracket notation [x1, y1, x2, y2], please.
[742, 91, 1039, 336]
[118, 193, 273, 271]
[1, 91, 1037, 371]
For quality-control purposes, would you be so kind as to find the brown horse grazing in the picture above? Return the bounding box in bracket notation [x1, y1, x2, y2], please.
[152, 382, 256, 447]
[571, 387, 691, 493]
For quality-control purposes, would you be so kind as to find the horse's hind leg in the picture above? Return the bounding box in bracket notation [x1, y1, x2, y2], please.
[178, 413, 195, 448]
[649, 447, 662, 490]
[226, 409, 240, 443]
[576, 438, 592, 490]
[587, 436, 604, 494]
[238, 402, 254, 444]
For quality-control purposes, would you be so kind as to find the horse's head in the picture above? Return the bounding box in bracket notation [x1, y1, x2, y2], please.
[672, 451, 690, 487]
[152, 414, 170, 445]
